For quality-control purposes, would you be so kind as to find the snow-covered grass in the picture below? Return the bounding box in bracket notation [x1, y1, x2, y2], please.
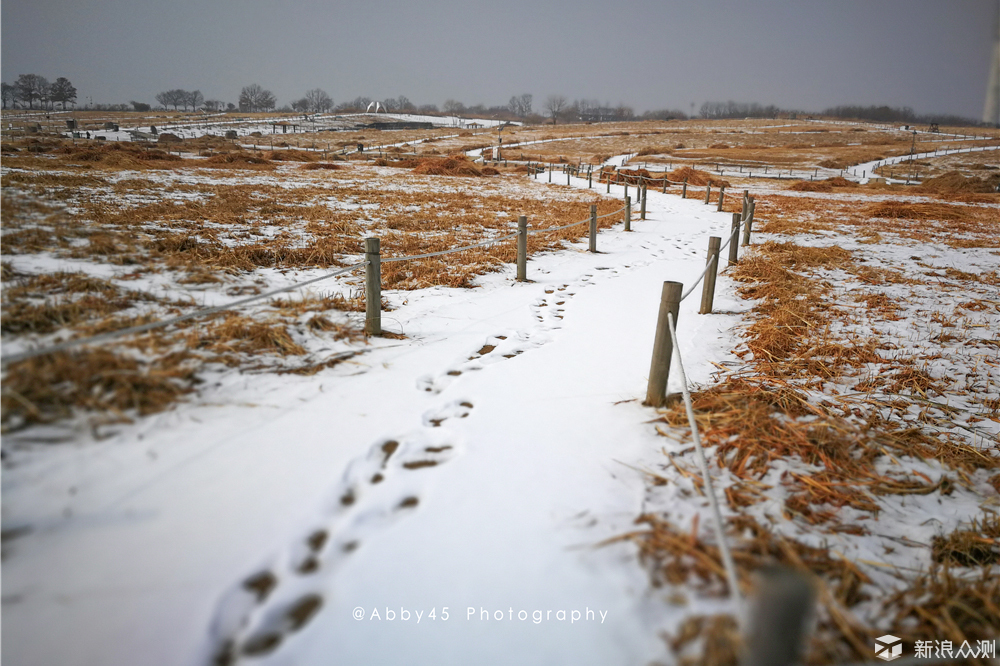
[2, 119, 998, 666]
[633, 175, 1000, 664]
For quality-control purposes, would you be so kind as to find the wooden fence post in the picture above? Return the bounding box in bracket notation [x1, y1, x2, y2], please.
[699, 236, 721, 314]
[548, 165, 552, 182]
[704, 182, 712, 204]
[729, 212, 740, 266]
[682, 178, 688, 198]
[640, 184, 647, 220]
[624, 195, 631, 231]
[364, 237, 381, 336]
[744, 568, 815, 666]
[516, 215, 528, 281]
[567, 170, 571, 186]
[588, 169, 592, 189]
[716, 184, 726, 211]
[645, 281, 683, 407]
[589, 205, 598, 252]
[606, 172, 611, 193]
[742, 197, 755, 246]
[661, 174, 667, 194]
[625, 182, 629, 200]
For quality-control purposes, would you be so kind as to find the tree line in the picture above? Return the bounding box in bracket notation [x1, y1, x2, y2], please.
[3, 75, 982, 127]
[2, 74, 77, 110]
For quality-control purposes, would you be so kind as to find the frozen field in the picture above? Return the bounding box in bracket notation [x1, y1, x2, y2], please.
[2, 118, 999, 665]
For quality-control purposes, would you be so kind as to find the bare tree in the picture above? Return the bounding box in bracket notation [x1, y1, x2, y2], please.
[508, 93, 532, 117]
[442, 99, 465, 114]
[544, 94, 567, 124]
[14, 74, 49, 109]
[48, 77, 77, 109]
[395, 95, 414, 111]
[155, 89, 188, 110]
[239, 84, 276, 112]
[2, 82, 17, 109]
[292, 97, 310, 112]
[203, 100, 224, 112]
[304, 88, 333, 112]
[186, 90, 204, 111]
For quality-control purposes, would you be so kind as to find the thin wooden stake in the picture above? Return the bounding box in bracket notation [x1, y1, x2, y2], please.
[699, 236, 721, 314]
[364, 237, 381, 336]
[516, 215, 527, 281]
[589, 205, 598, 252]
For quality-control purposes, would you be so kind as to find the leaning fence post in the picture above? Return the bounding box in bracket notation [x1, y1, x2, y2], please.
[624, 195, 631, 231]
[661, 175, 667, 194]
[645, 281, 683, 407]
[640, 184, 647, 220]
[744, 568, 815, 666]
[704, 182, 712, 204]
[588, 169, 592, 189]
[729, 212, 740, 266]
[364, 237, 382, 336]
[699, 236, 721, 314]
[716, 184, 726, 211]
[589, 205, 598, 252]
[682, 178, 688, 198]
[516, 215, 528, 281]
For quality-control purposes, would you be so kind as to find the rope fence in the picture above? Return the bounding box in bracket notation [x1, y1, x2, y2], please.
[1, 197, 630, 366]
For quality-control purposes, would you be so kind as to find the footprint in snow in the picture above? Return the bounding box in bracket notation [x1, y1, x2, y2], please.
[205, 419, 466, 664]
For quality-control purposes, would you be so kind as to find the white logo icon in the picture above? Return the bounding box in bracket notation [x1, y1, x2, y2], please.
[875, 635, 903, 661]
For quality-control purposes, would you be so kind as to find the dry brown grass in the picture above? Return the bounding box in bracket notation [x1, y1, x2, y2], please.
[788, 176, 855, 192]
[1, 348, 199, 429]
[915, 170, 1000, 195]
[636, 203, 1000, 664]
[867, 201, 971, 221]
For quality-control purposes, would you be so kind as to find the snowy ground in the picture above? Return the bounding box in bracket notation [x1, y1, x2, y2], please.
[2, 171, 747, 665]
[4, 118, 998, 664]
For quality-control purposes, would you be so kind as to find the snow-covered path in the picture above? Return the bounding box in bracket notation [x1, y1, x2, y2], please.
[851, 144, 1000, 183]
[2, 175, 748, 666]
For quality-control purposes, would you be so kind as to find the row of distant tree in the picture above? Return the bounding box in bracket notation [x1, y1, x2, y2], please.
[1, 74, 983, 126]
[2, 74, 77, 110]
[698, 100, 979, 126]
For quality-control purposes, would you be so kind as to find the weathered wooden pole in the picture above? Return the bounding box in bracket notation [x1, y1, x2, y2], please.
[588, 169, 592, 189]
[704, 182, 712, 204]
[624, 195, 631, 231]
[699, 236, 721, 314]
[364, 237, 382, 336]
[729, 212, 741, 266]
[661, 174, 667, 194]
[645, 281, 683, 407]
[742, 197, 756, 246]
[516, 215, 528, 281]
[640, 184, 647, 220]
[589, 205, 598, 252]
[682, 178, 688, 198]
[744, 568, 816, 666]
[548, 165, 552, 182]
[716, 184, 726, 212]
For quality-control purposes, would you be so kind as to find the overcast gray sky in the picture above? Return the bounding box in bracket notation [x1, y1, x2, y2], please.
[2, 0, 996, 119]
